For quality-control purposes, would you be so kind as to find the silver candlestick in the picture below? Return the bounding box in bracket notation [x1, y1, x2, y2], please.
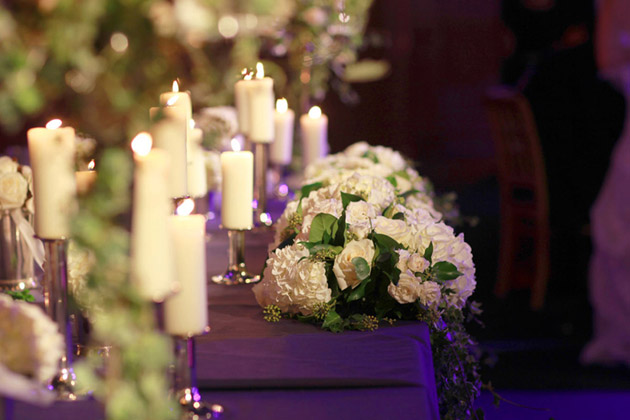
[42, 238, 81, 400]
[172, 333, 224, 419]
[252, 142, 272, 228]
[211, 229, 259, 285]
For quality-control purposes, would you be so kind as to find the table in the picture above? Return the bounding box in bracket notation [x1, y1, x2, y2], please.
[6, 216, 440, 420]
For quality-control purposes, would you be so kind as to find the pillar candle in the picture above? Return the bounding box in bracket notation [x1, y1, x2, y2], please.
[130, 133, 176, 301]
[150, 106, 188, 198]
[300, 106, 329, 168]
[188, 126, 208, 198]
[234, 70, 252, 136]
[248, 63, 275, 143]
[159, 81, 192, 125]
[220, 141, 253, 230]
[27, 119, 77, 239]
[164, 207, 208, 337]
[75, 171, 97, 195]
[271, 98, 295, 165]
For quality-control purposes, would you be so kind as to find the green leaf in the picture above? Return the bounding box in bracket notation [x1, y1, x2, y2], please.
[386, 175, 397, 187]
[309, 213, 339, 244]
[340, 191, 363, 208]
[392, 170, 411, 181]
[346, 278, 369, 302]
[372, 233, 402, 252]
[382, 202, 395, 218]
[333, 212, 346, 246]
[399, 189, 421, 198]
[433, 261, 462, 281]
[322, 309, 344, 332]
[5, 289, 35, 302]
[277, 232, 297, 250]
[307, 243, 343, 256]
[299, 182, 323, 199]
[392, 212, 405, 220]
[352, 257, 371, 281]
[423, 242, 433, 263]
[362, 150, 379, 163]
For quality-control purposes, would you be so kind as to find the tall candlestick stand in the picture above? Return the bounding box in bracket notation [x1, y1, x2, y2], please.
[211, 230, 259, 285]
[253, 142, 272, 228]
[42, 238, 80, 400]
[172, 333, 223, 419]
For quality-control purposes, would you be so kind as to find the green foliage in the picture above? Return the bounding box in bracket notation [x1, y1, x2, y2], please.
[4, 289, 35, 302]
[341, 191, 363, 208]
[299, 182, 324, 200]
[308, 213, 339, 243]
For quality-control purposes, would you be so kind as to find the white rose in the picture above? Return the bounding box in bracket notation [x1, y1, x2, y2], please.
[387, 271, 421, 304]
[395, 249, 412, 272]
[0, 156, 18, 174]
[333, 239, 375, 290]
[418, 281, 441, 308]
[408, 253, 429, 273]
[0, 172, 28, 210]
[345, 201, 377, 239]
[372, 216, 412, 247]
[344, 142, 370, 157]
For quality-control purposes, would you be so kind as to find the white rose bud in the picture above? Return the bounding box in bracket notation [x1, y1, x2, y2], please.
[0, 156, 19, 174]
[418, 281, 441, 308]
[333, 239, 375, 290]
[372, 216, 412, 247]
[0, 172, 28, 210]
[387, 271, 421, 304]
[395, 249, 412, 272]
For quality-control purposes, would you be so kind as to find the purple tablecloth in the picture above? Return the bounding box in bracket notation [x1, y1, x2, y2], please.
[7, 218, 440, 420]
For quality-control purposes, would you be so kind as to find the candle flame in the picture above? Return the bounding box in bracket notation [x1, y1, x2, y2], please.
[46, 119, 63, 129]
[131, 132, 153, 156]
[241, 68, 248, 76]
[276, 98, 288, 113]
[255, 62, 264, 79]
[231, 138, 242, 152]
[189, 119, 196, 129]
[88, 159, 96, 170]
[166, 95, 179, 106]
[244, 72, 253, 81]
[172, 80, 179, 92]
[176, 198, 195, 216]
[308, 106, 322, 119]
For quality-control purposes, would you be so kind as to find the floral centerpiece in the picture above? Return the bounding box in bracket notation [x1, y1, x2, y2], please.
[303, 142, 461, 224]
[0, 156, 34, 214]
[0, 294, 64, 404]
[255, 163, 483, 419]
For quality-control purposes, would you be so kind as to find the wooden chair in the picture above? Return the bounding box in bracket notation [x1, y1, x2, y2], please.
[484, 86, 550, 310]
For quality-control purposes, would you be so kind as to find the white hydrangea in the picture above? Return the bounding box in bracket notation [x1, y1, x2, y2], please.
[67, 241, 97, 310]
[338, 173, 396, 212]
[0, 294, 64, 382]
[253, 243, 331, 315]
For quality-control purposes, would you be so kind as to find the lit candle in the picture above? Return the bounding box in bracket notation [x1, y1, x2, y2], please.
[164, 199, 208, 337]
[248, 62, 275, 143]
[159, 80, 192, 125]
[271, 98, 295, 166]
[75, 159, 97, 195]
[300, 106, 329, 168]
[130, 133, 177, 301]
[234, 69, 252, 136]
[27, 119, 77, 239]
[187, 121, 208, 198]
[150, 106, 188, 198]
[220, 139, 253, 230]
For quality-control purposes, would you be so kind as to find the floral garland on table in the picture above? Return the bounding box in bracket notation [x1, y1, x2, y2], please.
[255, 167, 484, 419]
[0, 294, 64, 404]
[303, 142, 463, 225]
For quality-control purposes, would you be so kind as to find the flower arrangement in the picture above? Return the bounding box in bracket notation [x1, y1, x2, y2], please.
[0, 294, 64, 403]
[303, 142, 462, 224]
[255, 146, 484, 419]
[0, 156, 34, 213]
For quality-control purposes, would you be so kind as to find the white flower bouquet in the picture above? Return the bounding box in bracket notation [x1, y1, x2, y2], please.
[0, 156, 34, 213]
[304, 141, 461, 223]
[253, 171, 476, 331]
[0, 294, 64, 404]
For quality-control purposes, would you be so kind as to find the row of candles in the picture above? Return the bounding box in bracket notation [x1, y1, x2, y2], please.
[25, 63, 330, 340]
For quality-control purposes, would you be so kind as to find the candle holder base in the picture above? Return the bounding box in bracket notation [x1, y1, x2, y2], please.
[211, 230, 260, 285]
[211, 266, 259, 285]
[176, 388, 224, 419]
[48, 367, 88, 401]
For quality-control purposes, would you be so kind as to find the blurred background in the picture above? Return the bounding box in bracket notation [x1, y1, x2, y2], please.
[2, 1, 630, 417]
